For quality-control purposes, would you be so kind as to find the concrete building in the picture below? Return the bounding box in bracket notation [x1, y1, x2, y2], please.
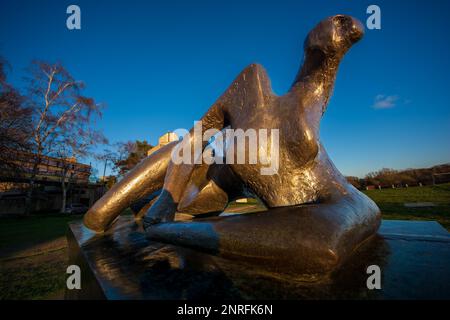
[0, 150, 103, 215]
[0, 150, 91, 186]
[147, 132, 179, 156]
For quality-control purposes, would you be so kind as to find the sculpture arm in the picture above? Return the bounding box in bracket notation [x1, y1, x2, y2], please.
[83, 142, 177, 232]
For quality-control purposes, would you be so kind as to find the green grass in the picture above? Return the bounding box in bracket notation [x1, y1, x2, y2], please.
[0, 214, 83, 300]
[363, 183, 450, 230]
[0, 214, 82, 252]
[0, 248, 68, 300]
[0, 211, 135, 300]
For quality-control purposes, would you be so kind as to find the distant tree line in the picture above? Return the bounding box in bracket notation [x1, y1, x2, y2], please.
[346, 164, 450, 190]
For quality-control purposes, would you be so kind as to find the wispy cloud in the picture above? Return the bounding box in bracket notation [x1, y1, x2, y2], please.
[372, 94, 400, 109]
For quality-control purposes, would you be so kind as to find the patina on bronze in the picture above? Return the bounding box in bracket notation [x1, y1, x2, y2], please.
[84, 15, 381, 278]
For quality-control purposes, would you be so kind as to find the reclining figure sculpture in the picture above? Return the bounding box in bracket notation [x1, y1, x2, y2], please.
[84, 15, 381, 277]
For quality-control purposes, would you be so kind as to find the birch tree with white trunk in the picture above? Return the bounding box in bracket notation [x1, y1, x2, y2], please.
[25, 61, 106, 213]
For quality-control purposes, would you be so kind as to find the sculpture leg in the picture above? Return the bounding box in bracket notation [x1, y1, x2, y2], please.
[142, 161, 228, 226]
[83, 142, 177, 232]
[140, 163, 250, 224]
[145, 190, 381, 276]
[142, 161, 249, 225]
[177, 163, 248, 214]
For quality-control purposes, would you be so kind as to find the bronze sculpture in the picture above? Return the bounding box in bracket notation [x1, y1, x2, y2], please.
[84, 15, 381, 278]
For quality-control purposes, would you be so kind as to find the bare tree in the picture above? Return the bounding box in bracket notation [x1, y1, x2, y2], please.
[96, 146, 121, 178]
[346, 176, 362, 189]
[0, 58, 32, 177]
[53, 130, 107, 212]
[25, 61, 106, 213]
[93, 142, 135, 192]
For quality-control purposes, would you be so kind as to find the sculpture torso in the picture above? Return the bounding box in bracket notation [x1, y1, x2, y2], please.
[215, 60, 345, 207]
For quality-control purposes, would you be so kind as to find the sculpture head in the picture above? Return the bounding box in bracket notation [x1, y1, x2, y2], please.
[305, 15, 364, 56]
[290, 15, 365, 130]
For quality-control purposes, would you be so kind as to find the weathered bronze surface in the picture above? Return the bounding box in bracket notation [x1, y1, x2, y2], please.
[84, 15, 381, 277]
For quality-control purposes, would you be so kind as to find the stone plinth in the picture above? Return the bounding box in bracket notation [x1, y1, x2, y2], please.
[65, 217, 450, 300]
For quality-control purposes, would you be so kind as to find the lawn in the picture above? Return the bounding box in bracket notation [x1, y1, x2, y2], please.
[0, 184, 449, 299]
[0, 214, 82, 255]
[363, 183, 450, 230]
[0, 214, 83, 300]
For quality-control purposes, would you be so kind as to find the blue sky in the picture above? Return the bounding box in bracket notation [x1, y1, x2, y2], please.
[1, 0, 449, 177]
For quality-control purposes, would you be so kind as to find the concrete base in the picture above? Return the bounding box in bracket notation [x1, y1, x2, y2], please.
[65, 216, 450, 299]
